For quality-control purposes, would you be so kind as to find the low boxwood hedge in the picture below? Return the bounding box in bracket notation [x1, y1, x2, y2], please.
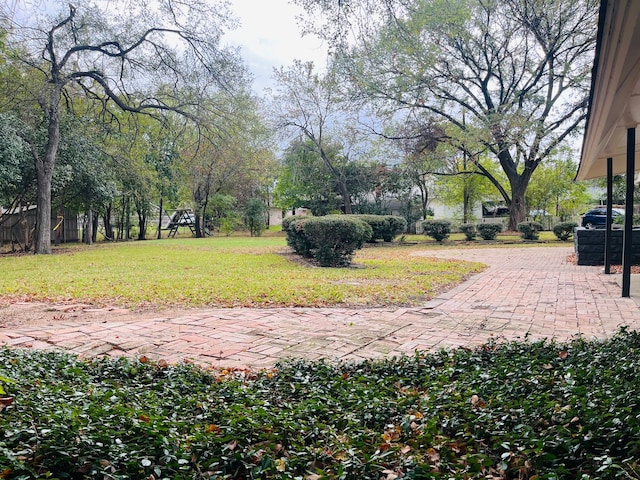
[283, 215, 372, 266]
[459, 223, 477, 241]
[518, 220, 543, 240]
[553, 221, 579, 241]
[422, 219, 451, 242]
[349, 214, 407, 242]
[477, 222, 503, 240]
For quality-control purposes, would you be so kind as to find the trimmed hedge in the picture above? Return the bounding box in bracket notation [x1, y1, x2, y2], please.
[517, 220, 543, 240]
[459, 224, 477, 241]
[553, 221, 578, 241]
[384, 216, 408, 241]
[422, 219, 451, 242]
[477, 223, 503, 240]
[283, 215, 372, 267]
[282, 215, 313, 258]
[351, 214, 407, 242]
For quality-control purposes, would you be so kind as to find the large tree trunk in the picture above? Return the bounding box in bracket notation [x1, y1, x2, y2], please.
[419, 183, 429, 219]
[103, 203, 114, 241]
[337, 179, 353, 214]
[137, 209, 147, 240]
[34, 165, 53, 253]
[83, 205, 93, 245]
[34, 87, 62, 254]
[485, 151, 537, 231]
[92, 211, 98, 243]
[507, 186, 528, 231]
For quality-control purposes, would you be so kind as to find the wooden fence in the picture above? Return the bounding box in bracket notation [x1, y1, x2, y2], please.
[0, 208, 79, 246]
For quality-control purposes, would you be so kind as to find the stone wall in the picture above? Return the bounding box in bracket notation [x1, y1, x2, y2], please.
[574, 227, 640, 265]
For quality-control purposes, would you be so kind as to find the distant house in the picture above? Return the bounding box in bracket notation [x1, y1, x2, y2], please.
[269, 207, 312, 227]
[0, 206, 79, 247]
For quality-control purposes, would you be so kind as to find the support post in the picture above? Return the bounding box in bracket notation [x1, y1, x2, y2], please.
[622, 127, 635, 297]
[604, 157, 613, 274]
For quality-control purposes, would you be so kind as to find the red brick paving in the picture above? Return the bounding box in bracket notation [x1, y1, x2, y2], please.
[2, 246, 640, 368]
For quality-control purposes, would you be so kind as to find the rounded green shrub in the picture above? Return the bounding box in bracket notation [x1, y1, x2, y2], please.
[282, 215, 313, 257]
[552, 221, 578, 241]
[459, 224, 477, 241]
[477, 223, 503, 240]
[302, 215, 372, 267]
[517, 221, 543, 240]
[383, 216, 408, 241]
[350, 214, 407, 242]
[422, 219, 451, 242]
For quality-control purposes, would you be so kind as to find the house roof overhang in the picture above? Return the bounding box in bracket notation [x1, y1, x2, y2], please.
[576, 0, 640, 181]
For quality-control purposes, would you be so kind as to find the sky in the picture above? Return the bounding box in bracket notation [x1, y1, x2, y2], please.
[224, 0, 328, 93]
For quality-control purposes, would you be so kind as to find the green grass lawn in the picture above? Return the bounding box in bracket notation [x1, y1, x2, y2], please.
[0, 236, 487, 308]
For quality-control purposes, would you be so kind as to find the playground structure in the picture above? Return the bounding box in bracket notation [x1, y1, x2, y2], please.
[165, 209, 212, 238]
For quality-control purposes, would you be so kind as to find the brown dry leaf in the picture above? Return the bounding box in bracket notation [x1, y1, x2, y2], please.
[157, 359, 168, 368]
[378, 443, 392, 452]
[400, 445, 412, 454]
[426, 447, 440, 463]
[139, 355, 149, 364]
[558, 350, 568, 359]
[205, 424, 222, 433]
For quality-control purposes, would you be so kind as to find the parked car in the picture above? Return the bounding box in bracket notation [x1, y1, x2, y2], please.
[580, 207, 625, 228]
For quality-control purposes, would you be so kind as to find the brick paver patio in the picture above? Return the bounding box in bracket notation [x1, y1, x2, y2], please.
[2, 246, 639, 368]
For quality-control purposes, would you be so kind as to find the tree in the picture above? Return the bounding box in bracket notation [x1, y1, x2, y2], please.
[0, 113, 32, 213]
[294, 0, 598, 229]
[181, 93, 276, 237]
[273, 137, 341, 216]
[54, 113, 117, 245]
[434, 152, 505, 223]
[1, 0, 247, 252]
[244, 197, 267, 237]
[397, 121, 449, 221]
[526, 153, 589, 221]
[271, 61, 356, 214]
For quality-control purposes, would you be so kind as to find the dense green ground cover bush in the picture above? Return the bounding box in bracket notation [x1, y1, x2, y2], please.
[2, 329, 640, 479]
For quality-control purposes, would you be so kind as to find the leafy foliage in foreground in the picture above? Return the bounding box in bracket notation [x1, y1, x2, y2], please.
[2, 329, 640, 479]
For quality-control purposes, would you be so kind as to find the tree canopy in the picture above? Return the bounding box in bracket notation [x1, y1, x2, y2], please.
[294, 0, 599, 229]
[1, 0, 249, 252]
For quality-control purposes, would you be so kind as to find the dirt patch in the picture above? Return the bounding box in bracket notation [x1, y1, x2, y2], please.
[0, 301, 198, 329]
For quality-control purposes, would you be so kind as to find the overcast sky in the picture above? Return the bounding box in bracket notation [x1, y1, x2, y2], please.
[224, 0, 328, 92]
